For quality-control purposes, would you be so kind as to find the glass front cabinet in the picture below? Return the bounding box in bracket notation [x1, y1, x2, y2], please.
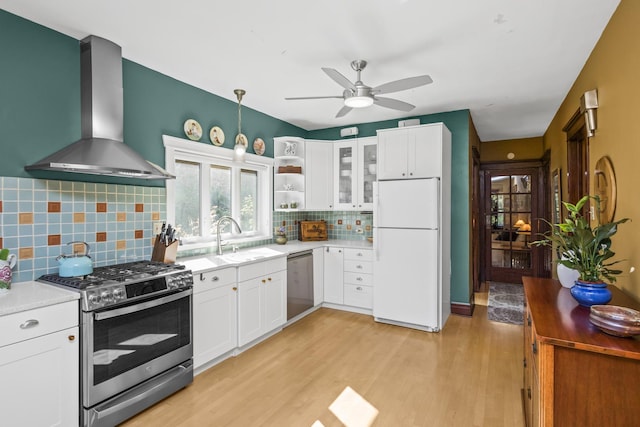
[333, 137, 376, 211]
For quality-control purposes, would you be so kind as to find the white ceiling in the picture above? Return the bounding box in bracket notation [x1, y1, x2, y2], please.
[1, 0, 620, 141]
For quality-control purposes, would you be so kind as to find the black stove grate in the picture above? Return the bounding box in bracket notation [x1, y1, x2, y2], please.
[37, 260, 184, 289]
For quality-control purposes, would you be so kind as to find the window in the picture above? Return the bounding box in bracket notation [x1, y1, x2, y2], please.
[164, 136, 273, 250]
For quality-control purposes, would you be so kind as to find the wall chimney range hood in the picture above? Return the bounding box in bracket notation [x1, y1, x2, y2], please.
[25, 35, 174, 180]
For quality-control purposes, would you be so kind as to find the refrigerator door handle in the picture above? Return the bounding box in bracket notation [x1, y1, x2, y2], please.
[373, 182, 379, 228]
[373, 227, 379, 260]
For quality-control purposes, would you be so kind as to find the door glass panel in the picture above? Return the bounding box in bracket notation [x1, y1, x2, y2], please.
[490, 174, 532, 275]
[362, 144, 376, 204]
[338, 147, 353, 204]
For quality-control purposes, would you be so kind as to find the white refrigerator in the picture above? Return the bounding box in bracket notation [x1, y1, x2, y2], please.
[373, 178, 450, 331]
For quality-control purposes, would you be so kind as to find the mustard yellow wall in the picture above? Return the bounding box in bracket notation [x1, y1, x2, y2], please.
[544, 0, 640, 299]
[480, 137, 545, 163]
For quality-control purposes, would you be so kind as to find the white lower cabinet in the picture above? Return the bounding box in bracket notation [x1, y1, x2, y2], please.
[343, 248, 373, 309]
[323, 247, 344, 304]
[0, 301, 79, 427]
[237, 257, 287, 347]
[193, 267, 237, 369]
[323, 247, 373, 309]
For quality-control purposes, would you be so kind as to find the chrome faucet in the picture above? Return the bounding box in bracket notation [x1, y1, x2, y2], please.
[215, 216, 242, 255]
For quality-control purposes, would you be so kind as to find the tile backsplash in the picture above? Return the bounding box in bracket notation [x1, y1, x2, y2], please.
[272, 210, 373, 242]
[0, 177, 166, 282]
[0, 177, 372, 283]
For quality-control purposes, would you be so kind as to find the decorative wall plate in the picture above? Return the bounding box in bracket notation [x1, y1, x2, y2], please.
[594, 156, 616, 223]
[253, 137, 265, 155]
[183, 119, 202, 141]
[210, 126, 225, 146]
[235, 134, 248, 148]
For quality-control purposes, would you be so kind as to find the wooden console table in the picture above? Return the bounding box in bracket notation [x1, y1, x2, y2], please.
[522, 276, 640, 427]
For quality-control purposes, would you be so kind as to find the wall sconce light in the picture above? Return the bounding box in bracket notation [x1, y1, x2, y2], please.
[580, 89, 598, 137]
[234, 89, 248, 160]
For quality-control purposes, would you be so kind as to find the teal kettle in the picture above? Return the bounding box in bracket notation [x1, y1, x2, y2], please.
[57, 241, 93, 277]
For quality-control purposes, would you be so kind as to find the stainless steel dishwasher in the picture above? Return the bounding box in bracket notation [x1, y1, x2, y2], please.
[287, 250, 314, 320]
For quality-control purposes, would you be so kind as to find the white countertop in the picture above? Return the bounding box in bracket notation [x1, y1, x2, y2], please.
[0, 281, 80, 317]
[179, 239, 373, 273]
[0, 240, 372, 314]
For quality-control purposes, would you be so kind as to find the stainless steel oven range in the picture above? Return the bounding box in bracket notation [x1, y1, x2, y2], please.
[38, 261, 194, 427]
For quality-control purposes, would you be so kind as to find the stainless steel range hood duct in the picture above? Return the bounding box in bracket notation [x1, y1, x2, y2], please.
[25, 35, 174, 180]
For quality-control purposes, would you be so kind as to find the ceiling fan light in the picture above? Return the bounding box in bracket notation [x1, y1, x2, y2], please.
[344, 96, 374, 108]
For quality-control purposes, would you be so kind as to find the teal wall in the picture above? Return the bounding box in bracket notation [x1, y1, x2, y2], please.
[0, 9, 305, 187]
[308, 110, 472, 305]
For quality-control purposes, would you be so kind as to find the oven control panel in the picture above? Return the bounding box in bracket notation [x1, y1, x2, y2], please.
[82, 270, 194, 311]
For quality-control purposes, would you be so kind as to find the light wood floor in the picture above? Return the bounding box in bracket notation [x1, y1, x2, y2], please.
[122, 306, 524, 427]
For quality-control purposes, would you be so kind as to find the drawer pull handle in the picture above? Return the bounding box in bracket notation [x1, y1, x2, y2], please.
[68, 335, 75, 342]
[20, 319, 39, 329]
[356, 277, 363, 281]
[268, 277, 272, 281]
[262, 279, 266, 283]
[232, 287, 238, 291]
[357, 286, 363, 291]
[532, 341, 537, 355]
[357, 253, 363, 257]
[356, 265, 363, 269]
[212, 276, 219, 282]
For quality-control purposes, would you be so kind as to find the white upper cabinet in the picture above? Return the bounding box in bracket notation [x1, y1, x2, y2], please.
[333, 137, 377, 211]
[334, 141, 357, 210]
[377, 124, 447, 180]
[305, 140, 334, 210]
[356, 137, 377, 210]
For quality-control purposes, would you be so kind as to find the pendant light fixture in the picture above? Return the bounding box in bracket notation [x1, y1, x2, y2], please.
[234, 89, 247, 160]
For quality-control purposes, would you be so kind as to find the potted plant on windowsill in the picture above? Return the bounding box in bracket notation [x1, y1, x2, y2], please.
[533, 195, 630, 306]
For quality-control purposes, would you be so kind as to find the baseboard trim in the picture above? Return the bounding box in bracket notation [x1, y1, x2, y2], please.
[451, 302, 475, 316]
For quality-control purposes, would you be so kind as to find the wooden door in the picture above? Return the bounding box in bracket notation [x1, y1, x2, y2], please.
[481, 162, 545, 283]
[472, 148, 481, 291]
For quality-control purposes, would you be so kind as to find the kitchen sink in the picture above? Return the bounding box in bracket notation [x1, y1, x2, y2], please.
[217, 247, 283, 264]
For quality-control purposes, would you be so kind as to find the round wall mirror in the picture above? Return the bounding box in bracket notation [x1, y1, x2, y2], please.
[594, 156, 617, 223]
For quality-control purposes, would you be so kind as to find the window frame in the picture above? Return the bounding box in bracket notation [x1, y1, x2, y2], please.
[163, 135, 273, 252]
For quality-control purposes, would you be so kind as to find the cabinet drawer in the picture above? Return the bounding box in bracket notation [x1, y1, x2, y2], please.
[193, 267, 236, 294]
[344, 259, 372, 274]
[237, 257, 287, 282]
[344, 271, 373, 286]
[344, 284, 373, 309]
[344, 248, 373, 261]
[0, 300, 78, 348]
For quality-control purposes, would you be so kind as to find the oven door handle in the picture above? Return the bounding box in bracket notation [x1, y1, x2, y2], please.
[94, 289, 192, 321]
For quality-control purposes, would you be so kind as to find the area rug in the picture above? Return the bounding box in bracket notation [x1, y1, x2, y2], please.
[487, 282, 524, 325]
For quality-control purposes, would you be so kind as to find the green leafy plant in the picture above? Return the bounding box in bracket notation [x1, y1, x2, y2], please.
[533, 195, 630, 283]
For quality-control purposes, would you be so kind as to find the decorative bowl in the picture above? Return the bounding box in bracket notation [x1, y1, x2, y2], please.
[589, 305, 640, 337]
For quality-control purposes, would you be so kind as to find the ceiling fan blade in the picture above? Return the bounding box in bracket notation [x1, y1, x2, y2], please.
[372, 75, 433, 95]
[285, 95, 344, 100]
[373, 96, 415, 112]
[335, 105, 353, 118]
[322, 67, 356, 91]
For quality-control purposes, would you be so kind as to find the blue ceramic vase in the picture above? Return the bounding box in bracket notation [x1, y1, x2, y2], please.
[570, 280, 612, 307]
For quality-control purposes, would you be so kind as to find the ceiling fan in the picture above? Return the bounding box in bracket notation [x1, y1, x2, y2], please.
[285, 60, 433, 118]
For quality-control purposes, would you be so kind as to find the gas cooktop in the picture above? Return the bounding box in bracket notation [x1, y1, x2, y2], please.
[38, 260, 185, 289]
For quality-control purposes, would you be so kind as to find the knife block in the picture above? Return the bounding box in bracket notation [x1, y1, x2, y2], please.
[151, 236, 179, 264]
